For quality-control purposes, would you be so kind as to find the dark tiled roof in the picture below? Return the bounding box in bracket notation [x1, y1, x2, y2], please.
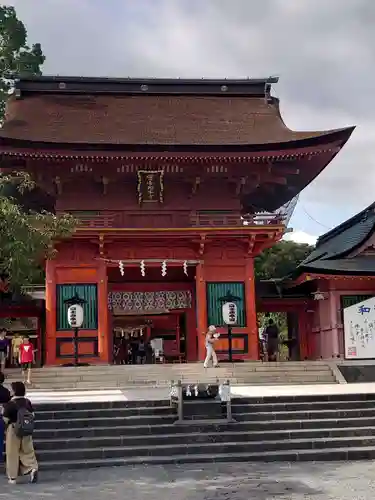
[298, 202, 375, 275]
[300, 257, 375, 275]
[0, 75, 354, 147]
[256, 279, 314, 298]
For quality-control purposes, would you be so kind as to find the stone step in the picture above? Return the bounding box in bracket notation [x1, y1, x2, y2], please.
[30, 361, 331, 370]
[33, 406, 375, 430]
[32, 435, 375, 463]
[6, 367, 332, 381]
[5, 361, 334, 376]
[6, 367, 335, 378]
[36, 413, 177, 430]
[231, 400, 375, 412]
[33, 426, 375, 450]
[233, 407, 375, 421]
[31, 398, 375, 421]
[8, 392, 375, 470]
[16, 381, 337, 391]
[6, 374, 336, 386]
[39, 405, 174, 420]
[32, 415, 375, 440]
[36, 446, 375, 470]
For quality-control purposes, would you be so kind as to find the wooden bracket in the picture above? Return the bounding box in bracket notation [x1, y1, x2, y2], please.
[54, 176, 62, 195]
[198, 234, 206, 256]
[102, 176, 109, 195]
[247, 235, 256, 255]
[192, 176, 201, 196]
[98, 234, 105, 257]
[236, 177, 247, 196]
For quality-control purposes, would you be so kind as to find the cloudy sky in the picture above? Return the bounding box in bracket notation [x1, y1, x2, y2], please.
[9, 0, 375, 244]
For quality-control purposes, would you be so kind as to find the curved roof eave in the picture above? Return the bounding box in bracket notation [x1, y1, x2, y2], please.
[0, 126, 355, 154]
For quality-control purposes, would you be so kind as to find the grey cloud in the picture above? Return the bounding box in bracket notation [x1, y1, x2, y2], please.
[8, 0, 375, 225]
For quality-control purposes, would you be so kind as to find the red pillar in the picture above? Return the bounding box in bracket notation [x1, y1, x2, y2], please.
[298, 308, 308, 360]
[195, 262, 207, 361]
[97, 261, 110, 363]
[245, 258, 259, 360]
[45, 259, 56, 366]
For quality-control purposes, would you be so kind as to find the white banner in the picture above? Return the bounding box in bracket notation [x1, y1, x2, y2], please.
[343, 296, 375, 359]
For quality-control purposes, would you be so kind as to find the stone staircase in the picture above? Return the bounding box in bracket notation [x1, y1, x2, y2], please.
[19, 393, 375, 470]
[5, 362, 338, 390]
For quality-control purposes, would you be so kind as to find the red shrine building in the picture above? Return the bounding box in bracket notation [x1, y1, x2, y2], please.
[0, 76, 354, 366]
[286, 202, 375, 361]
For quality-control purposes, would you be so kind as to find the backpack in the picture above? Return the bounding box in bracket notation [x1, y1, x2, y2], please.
[14, 406, 35, 438]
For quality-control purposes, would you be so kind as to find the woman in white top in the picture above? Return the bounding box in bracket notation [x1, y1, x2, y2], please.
[203, 325, 219, 368]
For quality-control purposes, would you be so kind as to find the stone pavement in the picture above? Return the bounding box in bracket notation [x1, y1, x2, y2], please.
[1, 461, 375, 499]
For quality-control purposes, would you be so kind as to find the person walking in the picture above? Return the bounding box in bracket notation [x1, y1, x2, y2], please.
[0, 372, 11, 404]
[265, 318, 280, 362]
[0, 329, 9, 373]
[203, 325, 219, 368]
[18, 336, 34, 385]
[0, 371, 11, 466]
[2, 381, 38, 484]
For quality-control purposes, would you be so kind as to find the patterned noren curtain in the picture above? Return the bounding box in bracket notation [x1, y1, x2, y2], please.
[108, 290, 192, 311]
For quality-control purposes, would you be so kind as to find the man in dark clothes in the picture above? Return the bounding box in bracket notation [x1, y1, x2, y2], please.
[265, 319, 280, 362]
[0, 329, 9, 372]
[0, 372, 11, 466]
[0, 372, 11, 404]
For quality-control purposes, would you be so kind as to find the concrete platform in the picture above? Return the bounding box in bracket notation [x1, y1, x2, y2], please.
[231, 382, 375, 399]
[24, 381, 375, 404]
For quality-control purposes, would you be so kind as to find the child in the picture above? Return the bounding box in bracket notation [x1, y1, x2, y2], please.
[11, 333, 22, 368]
[18, 336, 34, 385]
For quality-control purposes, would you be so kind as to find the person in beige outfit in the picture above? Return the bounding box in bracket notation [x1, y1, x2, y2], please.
[203, 325, 219, 368]
[2, 381, 38, 484]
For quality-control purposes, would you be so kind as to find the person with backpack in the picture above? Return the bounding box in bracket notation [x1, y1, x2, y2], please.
[0, 372, 11, 467]
[2, 381, 38, 484]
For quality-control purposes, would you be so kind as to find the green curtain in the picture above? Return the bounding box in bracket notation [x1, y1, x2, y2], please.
[56, 284, 98, 330]
[206, 282, 246, 327]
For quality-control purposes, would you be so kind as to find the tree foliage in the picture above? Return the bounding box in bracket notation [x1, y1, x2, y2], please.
[254, 240, 313, 280]
[0, 8, 75, 291]
[0, 173, 75, 290]
[0, 5, 45, 121]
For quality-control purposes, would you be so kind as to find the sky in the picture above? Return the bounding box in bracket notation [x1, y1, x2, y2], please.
[8, 0, 375, 245]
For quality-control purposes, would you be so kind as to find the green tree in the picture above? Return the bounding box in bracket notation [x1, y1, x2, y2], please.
[255, 240, 313, 280]
[0, 5, 45, 121]
[0, 8, 75, 291]
[0, 173, 75, 291]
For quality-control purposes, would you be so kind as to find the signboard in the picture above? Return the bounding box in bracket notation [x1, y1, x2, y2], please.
[343, 296, 375, 359]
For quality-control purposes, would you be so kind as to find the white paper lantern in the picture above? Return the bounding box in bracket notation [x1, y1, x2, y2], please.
[67, 304, 84, 328]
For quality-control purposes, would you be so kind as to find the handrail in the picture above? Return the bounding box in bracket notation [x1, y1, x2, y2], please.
[62, 209, 286, 229]
[170, 379, 233, 423]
